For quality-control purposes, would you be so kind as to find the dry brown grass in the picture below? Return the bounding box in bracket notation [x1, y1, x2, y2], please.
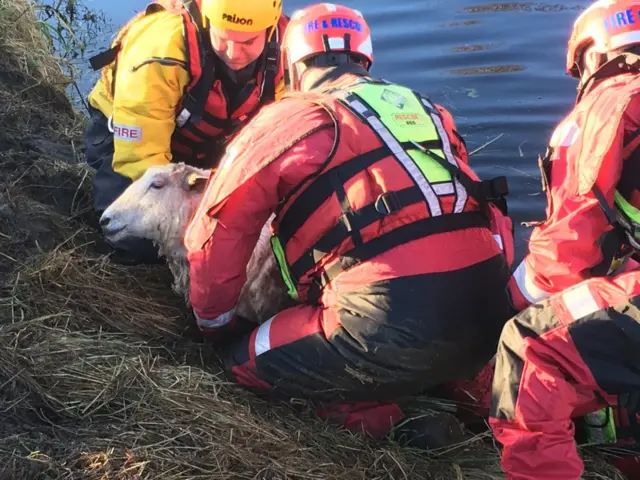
[0, 0, 629, 478]
[0, 0, 71, 88]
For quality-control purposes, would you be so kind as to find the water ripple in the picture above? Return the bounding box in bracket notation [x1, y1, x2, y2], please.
[83, 0, 593, 259]
[449, 65, 527, 75]
[462, 2, 587, 13]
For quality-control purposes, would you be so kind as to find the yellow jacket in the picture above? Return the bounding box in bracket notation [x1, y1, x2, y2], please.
[88, 11, 285, 182]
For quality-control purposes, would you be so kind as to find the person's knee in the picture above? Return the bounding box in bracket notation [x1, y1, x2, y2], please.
[84, 108, 113, 170]
[221, 344, 275, 393]
[91, 165, 133, 214]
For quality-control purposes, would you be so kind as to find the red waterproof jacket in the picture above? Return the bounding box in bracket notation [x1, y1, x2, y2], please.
[184, 73, 514, 330]
[509, 68, 640, 311]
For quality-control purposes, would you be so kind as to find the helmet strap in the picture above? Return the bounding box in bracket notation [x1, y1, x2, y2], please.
[304, 52, 364, 68]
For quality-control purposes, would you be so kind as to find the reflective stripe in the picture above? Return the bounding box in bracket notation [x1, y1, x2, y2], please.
[561, 282, 600, 321]
[581, 407, 617, 446]
[513, 259, 550, 304]
[348, 98, 443, 216]
[549, 120, 580, 148]
[270, 235, 299, 300]
[176, 108, 191, 128]
[493, 234, 504, 251]
[420, 97, 468, 213]
[194, 308, 235, 329]
[254, 315, 274, 356]
[611, 30, 640, 51]
[432, 182, 455, 196]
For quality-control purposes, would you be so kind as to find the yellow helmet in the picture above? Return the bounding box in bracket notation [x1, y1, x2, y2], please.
[201, 0, 282, 33]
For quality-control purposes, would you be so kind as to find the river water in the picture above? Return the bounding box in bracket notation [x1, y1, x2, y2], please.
[75, 0, 590, 262]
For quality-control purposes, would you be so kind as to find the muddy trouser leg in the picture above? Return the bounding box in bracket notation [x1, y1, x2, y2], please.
[223, 254, 514, 440]
[489, 278, 640, 480]
[83, 106, 161, 265]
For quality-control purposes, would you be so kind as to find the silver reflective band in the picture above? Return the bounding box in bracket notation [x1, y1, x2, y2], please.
[176, 108, 192, 128]
[420, 96, 468, 213]
[194, 308, 235, 329]
[432, 183, 455, 196]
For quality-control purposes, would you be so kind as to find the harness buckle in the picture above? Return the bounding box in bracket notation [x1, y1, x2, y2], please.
[481, 176, 509, 201]
[264, 42, 280, 72]
[180, 92, 203, 124]
[306, 276, 324, 305]
[620, 392, 640, 413]
[375, 192, 401, 215]
[339, 212, 354, 233]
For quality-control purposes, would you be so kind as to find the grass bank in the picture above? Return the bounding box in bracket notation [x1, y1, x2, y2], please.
[0, 0, 626, 478]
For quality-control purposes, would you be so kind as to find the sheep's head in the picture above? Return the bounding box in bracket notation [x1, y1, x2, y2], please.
[99, 163, 210, 260]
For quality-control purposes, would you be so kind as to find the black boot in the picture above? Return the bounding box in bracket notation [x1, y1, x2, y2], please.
[387, 412, 466, 450]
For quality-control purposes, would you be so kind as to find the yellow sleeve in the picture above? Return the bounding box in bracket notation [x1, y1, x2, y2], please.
[274, 77, 286, 101]
[110, 13, 191, 181]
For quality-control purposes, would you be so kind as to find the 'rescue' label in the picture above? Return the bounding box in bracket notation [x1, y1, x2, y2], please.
[392, 113, 427, 126]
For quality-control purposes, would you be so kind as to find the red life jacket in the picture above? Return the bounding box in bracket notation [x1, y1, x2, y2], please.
[198, 75, 509, 303]
[89, 0, 287, 166]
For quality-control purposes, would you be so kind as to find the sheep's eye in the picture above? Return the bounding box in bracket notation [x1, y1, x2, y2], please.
[150, 178, 165, 189]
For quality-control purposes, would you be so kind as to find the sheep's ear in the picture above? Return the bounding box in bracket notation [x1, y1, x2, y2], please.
[183, 171, 210, 192]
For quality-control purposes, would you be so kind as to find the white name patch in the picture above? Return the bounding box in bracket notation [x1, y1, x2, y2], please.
[113, 123, 142, 142]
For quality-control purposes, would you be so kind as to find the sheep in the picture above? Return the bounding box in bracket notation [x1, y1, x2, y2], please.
[99, 162, 293, 324]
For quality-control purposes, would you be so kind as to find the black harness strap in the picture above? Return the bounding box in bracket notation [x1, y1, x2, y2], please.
[414, 142, 509, 212]
[89, 44, 121, 71]
[290, 185, 425, 282]
[276, 140, 438, 245]
[328, 169, 363, 247]
[305, 211, 490, 302]
[275, 85, 508, 302]
[176, 0, 216, 127]
[259, 28, 281, 106]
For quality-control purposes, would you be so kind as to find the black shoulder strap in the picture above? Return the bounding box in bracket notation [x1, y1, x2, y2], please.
[183, 0, 204, 30]
[258, 24, 282, 106]
[89, 44, 121, 71]
[412, 141, 509, 215]
[175, 0, 217, 127]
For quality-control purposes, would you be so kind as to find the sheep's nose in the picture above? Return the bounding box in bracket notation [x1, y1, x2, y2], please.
[99, 215, 111, 229]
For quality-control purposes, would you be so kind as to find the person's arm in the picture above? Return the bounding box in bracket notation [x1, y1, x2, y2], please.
[185, 108, 336, 338]
[110, 14, 190, 181]
[509, 108, 633, 310]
